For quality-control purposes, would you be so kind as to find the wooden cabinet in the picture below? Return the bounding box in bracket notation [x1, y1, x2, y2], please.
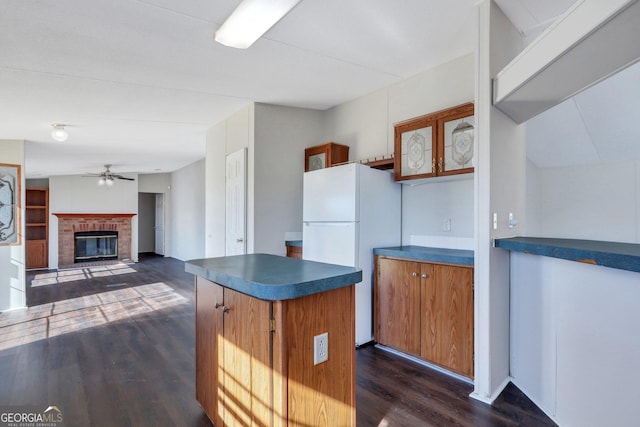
[376, 257, 421, 356]
[195, 276, 356, 426]
[374, 256, 474, 378]
[25, 187, 49, 269]
[285, 243, 302, 259]
[304, 142, 349, 172]
[196, 277, 271, 426]
[394, 103, 474, 181]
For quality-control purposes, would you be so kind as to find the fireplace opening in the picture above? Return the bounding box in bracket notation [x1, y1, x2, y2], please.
[74, 231, 118, 263]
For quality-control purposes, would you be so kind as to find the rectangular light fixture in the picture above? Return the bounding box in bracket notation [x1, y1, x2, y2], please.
[214, 0, 302, 49]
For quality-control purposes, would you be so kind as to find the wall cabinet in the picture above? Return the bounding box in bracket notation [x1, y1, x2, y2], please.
[304, 142, 349, 172]
[195, 276, 355, 426]
[394, 103, 474, 181]
[25, 187, 49, 269]
[374, 256, 474, 378]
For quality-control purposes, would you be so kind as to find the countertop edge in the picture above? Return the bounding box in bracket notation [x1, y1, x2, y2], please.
[185, 257, 362, 301]
[373, 245, 474, 266]
[494, 237, 640, 274]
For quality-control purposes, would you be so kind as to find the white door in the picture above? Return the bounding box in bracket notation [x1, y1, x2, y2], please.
[154, 193, 165, 255]
[226, 148, 247, 255]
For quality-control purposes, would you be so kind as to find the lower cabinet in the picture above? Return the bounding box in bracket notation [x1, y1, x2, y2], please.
[374, 256, 474, 378]
[285, 244, 302, 259]
[196, 277, 271, 426]
[195, 276, 356, 426]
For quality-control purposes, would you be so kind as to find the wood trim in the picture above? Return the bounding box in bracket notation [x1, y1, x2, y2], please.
[53, 213, 137, 218]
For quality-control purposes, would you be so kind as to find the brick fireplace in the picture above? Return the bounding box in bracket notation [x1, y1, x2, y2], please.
[53, 213, 136, 268]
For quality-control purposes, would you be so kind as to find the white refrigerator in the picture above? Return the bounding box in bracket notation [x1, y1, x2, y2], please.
[302, 163, 401, 346]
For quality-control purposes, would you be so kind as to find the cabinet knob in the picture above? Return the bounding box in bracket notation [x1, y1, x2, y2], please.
[412, 272, 417, 277]
[215, 303, 230, 313]
[421, 273, 428, 279]
[236, 238, 244, 243]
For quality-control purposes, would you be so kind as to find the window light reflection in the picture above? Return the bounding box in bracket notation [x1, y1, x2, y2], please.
[0, 282, 187, 351]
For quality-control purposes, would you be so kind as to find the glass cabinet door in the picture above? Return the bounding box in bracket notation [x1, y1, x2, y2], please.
[437, 103, 474, 176]
[440, 112, 475, 174]
[394, 117, 436, 181]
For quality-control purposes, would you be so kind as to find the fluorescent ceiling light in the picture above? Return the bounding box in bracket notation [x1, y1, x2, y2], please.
[215, 0, 302, 49]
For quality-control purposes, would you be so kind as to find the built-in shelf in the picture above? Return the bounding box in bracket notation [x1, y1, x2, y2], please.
[493, 0, 640, 123]
[495, 237, 640, 274]
[364, 157, 394, 170]
[25, 188, 49, 269]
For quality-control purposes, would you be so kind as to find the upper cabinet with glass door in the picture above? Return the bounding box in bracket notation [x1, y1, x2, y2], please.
[394, 103, 474, 181]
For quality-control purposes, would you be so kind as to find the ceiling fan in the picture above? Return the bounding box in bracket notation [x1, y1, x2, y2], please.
[84, 164, 135, 186]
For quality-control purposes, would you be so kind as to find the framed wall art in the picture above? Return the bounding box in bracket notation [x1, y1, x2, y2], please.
[0, 163, 21, 245]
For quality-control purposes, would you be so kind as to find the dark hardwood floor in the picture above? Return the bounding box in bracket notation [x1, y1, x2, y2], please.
[0, 255, 556, 426]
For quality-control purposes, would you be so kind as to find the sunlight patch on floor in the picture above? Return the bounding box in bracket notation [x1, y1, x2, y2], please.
[0, 282, 188, 351]
[30, 264, 138, 287]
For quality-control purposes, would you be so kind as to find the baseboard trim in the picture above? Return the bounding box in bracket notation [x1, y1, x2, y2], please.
[375, 344, 473, 385]
[470, 376, 512, 404]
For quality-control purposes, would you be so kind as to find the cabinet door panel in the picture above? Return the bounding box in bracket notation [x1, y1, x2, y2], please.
[421, 264, 474, 378]
[376, 258, 421, 356]
[195, 277, 223, 425]
[221, 289, 272, 427]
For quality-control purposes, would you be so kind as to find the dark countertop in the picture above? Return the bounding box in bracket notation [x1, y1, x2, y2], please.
[494, 237, 640, 273]
[185, 254, 362, 301]
[373, 245, 474, 266]
[285, 240, 302, 247]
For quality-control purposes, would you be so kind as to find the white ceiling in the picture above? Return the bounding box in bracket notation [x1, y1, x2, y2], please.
[0, 0, 586, 178]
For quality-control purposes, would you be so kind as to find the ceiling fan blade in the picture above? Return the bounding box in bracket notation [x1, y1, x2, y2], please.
[116, 176, 135, 181]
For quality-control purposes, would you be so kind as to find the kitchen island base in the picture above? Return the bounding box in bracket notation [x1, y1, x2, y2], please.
[195, 276, 355, 426]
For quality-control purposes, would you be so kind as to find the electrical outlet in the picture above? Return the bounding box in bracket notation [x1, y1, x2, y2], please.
[314, 332, 328, 365]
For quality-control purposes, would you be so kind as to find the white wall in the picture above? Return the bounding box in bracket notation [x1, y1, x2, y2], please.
[473, 0, 527, 403]
[48, 173, 139, 269]
[253, 103, 325, 255]
[0, 140, 25, 311]
[205, 104, 253, 258]
[527, 160, 640, 243]
[205, 121, 227, 258]
[510, 252, 640, 426]
[170, 159, 205, 261]
[401, 177, 475, 242]
[205, 103, 324, 257]
[323, 54, 476, 241]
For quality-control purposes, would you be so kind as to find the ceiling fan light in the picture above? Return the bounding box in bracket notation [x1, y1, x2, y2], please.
[98, 177, 106, 186]
[106, 177, 114, 186]
[214, 0, 302, 49]
[51, 123, 68, 142]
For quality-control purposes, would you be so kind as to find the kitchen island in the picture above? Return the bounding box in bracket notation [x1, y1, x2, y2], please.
[185, 254, 362, 427]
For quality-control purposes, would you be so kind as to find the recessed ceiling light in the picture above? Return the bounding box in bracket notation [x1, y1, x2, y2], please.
[215, 0, 302, 49]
